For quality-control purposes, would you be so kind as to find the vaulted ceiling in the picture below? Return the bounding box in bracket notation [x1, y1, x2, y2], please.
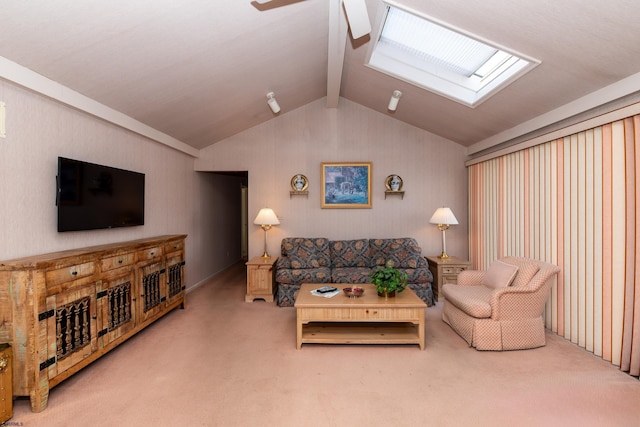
[1, 0, 640, 154]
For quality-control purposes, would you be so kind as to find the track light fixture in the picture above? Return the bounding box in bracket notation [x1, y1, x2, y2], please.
[266, 92, 280, 114]
[388, 90, 402, 111]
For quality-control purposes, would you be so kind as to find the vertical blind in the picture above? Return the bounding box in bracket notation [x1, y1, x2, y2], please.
[468, 115, 640, 375]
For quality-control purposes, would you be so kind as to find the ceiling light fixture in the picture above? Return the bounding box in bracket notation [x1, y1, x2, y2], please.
[266, 92, 280, 114]
[388, 90, 402, 111]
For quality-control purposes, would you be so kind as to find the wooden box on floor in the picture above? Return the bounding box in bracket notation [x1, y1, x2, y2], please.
[0, 235, 187, 413]
[0, 343, 12, 424]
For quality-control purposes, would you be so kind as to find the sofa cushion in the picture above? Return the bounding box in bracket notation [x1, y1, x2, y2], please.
[275, 267, 332, 286]
[502, 257, 541, 287]
[330, 239, 371, 268]
[275, 256, 290, 270]
[370, 238, 425, 268]
[481, 260, 519, 289]
[282, 237, 331, 269]
[442, 284, 493, 318]
[332, 267, 372, 284]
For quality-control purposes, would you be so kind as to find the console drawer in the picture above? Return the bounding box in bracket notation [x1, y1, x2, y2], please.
[165, 241, 184, 254]
[101, 253, 135, 271]
[46, 262, 95, 287]
[137, 246, 163, 261]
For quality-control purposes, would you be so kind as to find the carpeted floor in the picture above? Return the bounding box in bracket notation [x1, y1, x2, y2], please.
[8, 262, 640, 427]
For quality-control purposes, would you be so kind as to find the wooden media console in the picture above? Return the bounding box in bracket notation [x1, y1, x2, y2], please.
[0, 235, 186, 412]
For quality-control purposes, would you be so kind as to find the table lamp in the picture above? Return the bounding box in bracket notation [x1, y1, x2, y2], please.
[254, 208, 280, 258]
[430, 207, 458, 259]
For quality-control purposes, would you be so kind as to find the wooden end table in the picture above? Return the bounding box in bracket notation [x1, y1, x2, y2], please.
[245, 256, 278, 302]
[426, 256, 471, 302]
[294, 283, 426, 350]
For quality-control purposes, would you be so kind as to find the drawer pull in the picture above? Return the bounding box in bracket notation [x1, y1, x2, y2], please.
[118, 259, 123, 264]
[71, 271, 78, 276]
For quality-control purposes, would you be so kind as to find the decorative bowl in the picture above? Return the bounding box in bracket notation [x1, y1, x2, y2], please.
[343, 287, 365, 297]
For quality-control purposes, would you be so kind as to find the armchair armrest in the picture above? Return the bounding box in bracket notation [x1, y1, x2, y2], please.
[457, 270, 485, 286]
[490, 285, 551, 321]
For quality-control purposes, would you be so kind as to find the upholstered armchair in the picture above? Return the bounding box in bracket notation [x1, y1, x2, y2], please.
[441, 256, 561, 351]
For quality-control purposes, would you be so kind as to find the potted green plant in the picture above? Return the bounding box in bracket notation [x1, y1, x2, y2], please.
[370, 260, 408, 297]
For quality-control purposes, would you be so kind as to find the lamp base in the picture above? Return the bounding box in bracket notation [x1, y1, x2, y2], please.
[261, 252, 270, 258]
[439, 252, 450, 259]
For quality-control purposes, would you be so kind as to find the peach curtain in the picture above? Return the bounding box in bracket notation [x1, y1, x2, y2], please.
[467, 115, 640, 376]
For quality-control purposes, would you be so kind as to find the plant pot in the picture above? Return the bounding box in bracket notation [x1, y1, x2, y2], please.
[377, 290, 396, 298]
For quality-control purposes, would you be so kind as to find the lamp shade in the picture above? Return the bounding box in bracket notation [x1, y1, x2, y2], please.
[429, 207, 458, 225]
[254, 208, 280, 226]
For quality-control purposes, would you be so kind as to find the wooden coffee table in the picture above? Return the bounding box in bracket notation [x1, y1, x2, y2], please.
[294, 283, 426, 349]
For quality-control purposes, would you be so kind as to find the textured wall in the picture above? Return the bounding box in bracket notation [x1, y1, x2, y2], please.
[0, 81, 222, 288]
[196, 97, 470, 260]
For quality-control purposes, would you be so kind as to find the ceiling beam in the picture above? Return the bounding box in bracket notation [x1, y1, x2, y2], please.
[326, 0, 348, 108]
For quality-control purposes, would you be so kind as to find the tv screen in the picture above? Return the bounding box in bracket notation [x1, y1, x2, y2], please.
[57, 157, 145, 232]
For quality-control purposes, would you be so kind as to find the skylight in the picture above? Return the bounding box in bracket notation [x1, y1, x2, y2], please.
[366, 3, 540, 107]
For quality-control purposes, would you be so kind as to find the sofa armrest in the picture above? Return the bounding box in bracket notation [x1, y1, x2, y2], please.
[490, 286, 550, 321]
[457, 270, 485, 286]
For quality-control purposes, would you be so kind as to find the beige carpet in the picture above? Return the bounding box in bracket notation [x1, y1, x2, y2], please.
[9, 262, 640, 427]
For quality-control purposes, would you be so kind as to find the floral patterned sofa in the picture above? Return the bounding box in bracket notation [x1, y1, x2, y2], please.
[274, 237, 434, 307]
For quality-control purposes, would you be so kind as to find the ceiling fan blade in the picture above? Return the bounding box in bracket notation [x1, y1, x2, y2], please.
[253, 0, 371, 39]
[342, 0, 371, 39]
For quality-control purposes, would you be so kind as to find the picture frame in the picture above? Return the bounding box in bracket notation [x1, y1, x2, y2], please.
[321, 162, 372, 208]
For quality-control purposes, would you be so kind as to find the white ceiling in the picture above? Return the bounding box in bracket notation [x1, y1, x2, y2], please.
[1, 0, 640, 153]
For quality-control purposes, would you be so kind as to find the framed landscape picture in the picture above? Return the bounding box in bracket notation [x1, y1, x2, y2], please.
[321, 162, 372, 208]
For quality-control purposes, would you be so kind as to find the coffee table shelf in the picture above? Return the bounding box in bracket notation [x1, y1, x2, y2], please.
[295, 284, 426, 349]
[300, 322, 422, 347]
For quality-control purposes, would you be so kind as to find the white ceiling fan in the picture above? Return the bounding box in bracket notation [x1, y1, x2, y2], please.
[253, 0, 372, 39]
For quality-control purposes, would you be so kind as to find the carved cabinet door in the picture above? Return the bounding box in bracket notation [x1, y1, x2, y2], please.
[164, 251, 185, 307]
[137, 260, 165, 323]
[97, 269, 136, 348]
[44, 278, 98, 379]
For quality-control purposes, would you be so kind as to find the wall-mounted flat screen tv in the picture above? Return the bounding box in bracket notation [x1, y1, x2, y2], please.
[57, 157, 145, 232]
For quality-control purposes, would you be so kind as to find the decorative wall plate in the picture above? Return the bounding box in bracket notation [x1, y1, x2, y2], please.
[290, 174, 309, 192]
[385, 174, 403, 191]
